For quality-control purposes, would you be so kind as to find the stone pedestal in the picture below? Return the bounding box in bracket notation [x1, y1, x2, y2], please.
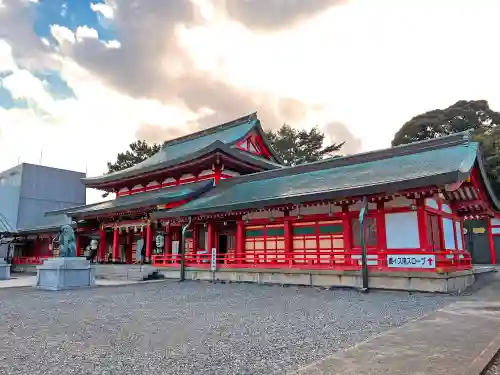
[36, 257, 95, 291]
[0, 259, 10, 280]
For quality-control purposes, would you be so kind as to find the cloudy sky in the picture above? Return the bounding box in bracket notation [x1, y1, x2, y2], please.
[1, 0, 500, 203]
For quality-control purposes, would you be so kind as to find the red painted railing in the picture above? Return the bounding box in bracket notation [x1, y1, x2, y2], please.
[12, 256, 54, 265]
[152, 250, 472, 273]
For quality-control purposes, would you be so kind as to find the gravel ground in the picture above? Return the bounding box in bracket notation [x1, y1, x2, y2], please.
[0, 281, 454, 375]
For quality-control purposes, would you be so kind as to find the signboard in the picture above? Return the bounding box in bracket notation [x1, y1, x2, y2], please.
[387, 254, 436, 269]
[211, 247, 217, 272]
[172, 241, 179, 255]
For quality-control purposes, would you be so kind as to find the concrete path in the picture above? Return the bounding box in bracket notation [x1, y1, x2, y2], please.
[294, 274, 500, 375]
[0, 275, 166, 288]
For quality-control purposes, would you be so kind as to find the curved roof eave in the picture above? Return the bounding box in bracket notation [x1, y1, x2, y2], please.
[474, 148, 500, 212]
[251, 119, 285, 165]
[82, 141, 281, 187]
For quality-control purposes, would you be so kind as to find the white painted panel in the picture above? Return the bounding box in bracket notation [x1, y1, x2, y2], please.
[118, 187, 129, 193]
[442, 203, 452, 214]
[455, 221, 463, 249]
[180, 173, 195, 180]
[384, 197, 413, 208]
[162, 177, 176, 184]
[146, 181, 159, 187]
[492, 218, 500, 226]
[492, 227, 500, 234]
[222, 169, 240, 177]
[443, 218, 456, 249]
[350, 201, 377, 211]
[425, 198, 439, 209]
[198, 170, 213, 177]
[243, 209, 284, 220]
[290, 204, 341, 216]
[385, 212, 420, 249]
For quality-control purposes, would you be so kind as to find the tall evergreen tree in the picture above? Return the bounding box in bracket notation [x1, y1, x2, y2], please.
[392, 100, 500, 195]
[265, 124, 344, 166]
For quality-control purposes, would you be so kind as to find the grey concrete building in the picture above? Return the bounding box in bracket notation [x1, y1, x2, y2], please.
[0, 163, 86, 260]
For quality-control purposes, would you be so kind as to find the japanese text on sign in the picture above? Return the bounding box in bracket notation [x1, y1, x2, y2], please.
[386, 254, 436, 269]
[211, 247, 217, 272]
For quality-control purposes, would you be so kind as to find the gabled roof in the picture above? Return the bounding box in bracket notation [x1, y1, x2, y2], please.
[16, 214, 72, 235]
[0, 212, 16, 234]
[83, 113, 283, 187]
[47, 180, 214, 219]
[151, 132, 500, 218]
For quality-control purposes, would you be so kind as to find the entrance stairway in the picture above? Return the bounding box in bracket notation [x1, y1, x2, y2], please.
[94, 264, 163, 281]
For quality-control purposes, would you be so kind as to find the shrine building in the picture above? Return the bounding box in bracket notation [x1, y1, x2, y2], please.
[38, 113, 500, 291]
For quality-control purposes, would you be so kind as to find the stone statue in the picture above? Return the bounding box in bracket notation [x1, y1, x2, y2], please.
[58, 224, 77, 258]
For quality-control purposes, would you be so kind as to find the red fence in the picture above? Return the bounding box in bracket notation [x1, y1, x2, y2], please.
[152, 249, 472, 273]
[12, 256, 54, 265]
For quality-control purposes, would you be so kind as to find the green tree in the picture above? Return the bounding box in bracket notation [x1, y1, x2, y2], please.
[392, 100, 500, 146]
[265, 124, 344, 166]
[107, 140, 163, 174]
[391, 100, 500, 195]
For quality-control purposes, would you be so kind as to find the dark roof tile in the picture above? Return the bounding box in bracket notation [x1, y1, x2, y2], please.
[152, 132, 496, 218]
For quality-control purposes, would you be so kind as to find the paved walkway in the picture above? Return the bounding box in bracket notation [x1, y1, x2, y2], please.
[0, 275, 164, 288]
[294, 273, 500, 375]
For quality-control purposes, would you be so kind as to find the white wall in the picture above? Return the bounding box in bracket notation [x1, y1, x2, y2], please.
[443, 218, 456, 249]
[425, 198, 439, 209]
[289, 204, 340, 216]
[384, 197, 413, 208]
[455, 221, 463, 250]
[385, 212, 420, 249]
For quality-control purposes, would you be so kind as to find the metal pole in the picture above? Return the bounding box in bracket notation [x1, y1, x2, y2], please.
[359, 196, 369, 292]
[179, 217, 192, 282]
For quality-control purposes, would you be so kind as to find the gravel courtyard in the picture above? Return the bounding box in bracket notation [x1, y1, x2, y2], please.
[0, 281, 454, 375]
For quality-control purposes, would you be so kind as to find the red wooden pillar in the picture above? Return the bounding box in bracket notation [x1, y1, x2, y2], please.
[112, 227, 120, 262]
[48, 235, 53, 256]
[164, 231, 172, 255]
[98, 226, 106, 262]
[416, 198, 429, 251]
[145, 222, 153, 262]
[236, 220, 245, 262]
[75, 234, 81, 257]
[376, 202, 387, 249]
[341, 204, 353, 266]
[193, 224, 198, 252]
[126, 232, 133, 264]
[35, 236, 41, 257]
[283, 217, 292, 263]
[214, 165, 222, 185]
[488, 217, 497, 264]
[342, 205, 351, 252]
[207, 221, 214, 256]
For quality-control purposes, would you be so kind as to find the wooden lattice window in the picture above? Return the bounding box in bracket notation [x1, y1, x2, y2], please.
[245, 224, 285, 263]
[292, 220, 344, 264]
[351, 217, 377, 247]
[427, 213, 441, 250]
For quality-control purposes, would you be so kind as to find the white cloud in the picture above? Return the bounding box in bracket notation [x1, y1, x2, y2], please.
[75, 26, 99, 41]
[3, 0, 500, 203]
[50, 24, 75, 44]
[103, 39, 120, 49]
[0, 39, 16, 72]
[0, 56, 208, 203]
[90, 2, 114, 19]
[177, 0, 500, 150]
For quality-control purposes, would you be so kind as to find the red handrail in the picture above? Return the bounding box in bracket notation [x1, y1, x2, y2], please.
[12, 256, 54, 265]
[152, 249, 472, 272]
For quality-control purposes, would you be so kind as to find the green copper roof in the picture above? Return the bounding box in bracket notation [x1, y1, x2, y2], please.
[83, 113, 283, 187]
[152, 132, 496, 218]
[49, 180, 214, 218]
